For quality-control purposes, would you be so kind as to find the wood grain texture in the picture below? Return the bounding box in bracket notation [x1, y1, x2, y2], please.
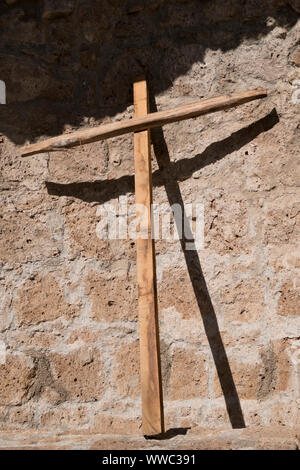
[20, 89, 267, 156]
[134, 79, 164, 436]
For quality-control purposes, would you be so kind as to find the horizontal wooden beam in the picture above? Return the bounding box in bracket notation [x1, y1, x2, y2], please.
[20, 89, 267, 156]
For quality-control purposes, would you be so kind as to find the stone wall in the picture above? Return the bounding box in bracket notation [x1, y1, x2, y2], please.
[0, 0, 299, 435]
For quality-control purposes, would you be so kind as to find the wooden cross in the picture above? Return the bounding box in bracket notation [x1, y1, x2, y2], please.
[21, 81, 267, 436]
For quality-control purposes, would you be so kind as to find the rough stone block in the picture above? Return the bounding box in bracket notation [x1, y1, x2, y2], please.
[214, 359, 261, 400]
[85, 271, 138, 322]
[111, 341, 140, 399]
[218, 279, 265, 323]
[0, 353, 35, 406]
[40, 405, 90, 429]
[158, 270, 197, 319]
[167, 347, 209, 400]
[49, 349, 105, 402]
[14, 274, 79, 327]
[205, 196, 250, 254]
[277, 280, 300, 317]
[48, 140, 109, 184]
[0, 212, 60, 264]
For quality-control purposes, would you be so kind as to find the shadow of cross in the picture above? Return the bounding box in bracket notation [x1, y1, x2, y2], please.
[21, 81, 269, 436]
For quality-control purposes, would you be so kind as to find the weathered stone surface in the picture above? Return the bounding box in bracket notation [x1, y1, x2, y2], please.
[62, 202, 105, 260]
[214, 359, 261, 400]
[85, 271, 138, 322]
[0, 211, 61, 264]
[40, 386, 64, 405]
[14, 274, 79, 327]
[8, 409, 32, 429]
[167, 347, 209, 400]
[272, 339, 298, 394]
[68, 327, 100, 345]
[92, 414, 141, 435]
[277, 280, 300, 317]
[49, 349, 105, 402]
[257, 338, 299, 400]
[218, 279, 265, 323]
[7, 329, 64, 350]
[40, 404, 90, 429]
[289, 46, 300, 66]
[205, 196, 251, 255]
[158, 270, 196, 319]
[268, 401, 298, 427]
[0, 58, 74, 104]
[63, 200, 137, 261]
[263, 198, 299, 245]
[257, 345, 278, 400]
[0, 425, 298, 449]
[266, 244, 300, 273]
[48, 141, 109, 184]
[111, 341, 140, 398]
[0, 354, 35, 406]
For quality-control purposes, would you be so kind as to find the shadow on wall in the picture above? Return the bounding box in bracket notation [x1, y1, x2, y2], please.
[46, 105, 280, 429]
[46, 108, 279, 204]
[0, 0, 290, 429]
[150, 92, 246, 429]
[0, 0, 297, 144]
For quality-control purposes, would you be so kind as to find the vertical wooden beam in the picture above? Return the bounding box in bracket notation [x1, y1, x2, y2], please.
[133, 79, 164, 436]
